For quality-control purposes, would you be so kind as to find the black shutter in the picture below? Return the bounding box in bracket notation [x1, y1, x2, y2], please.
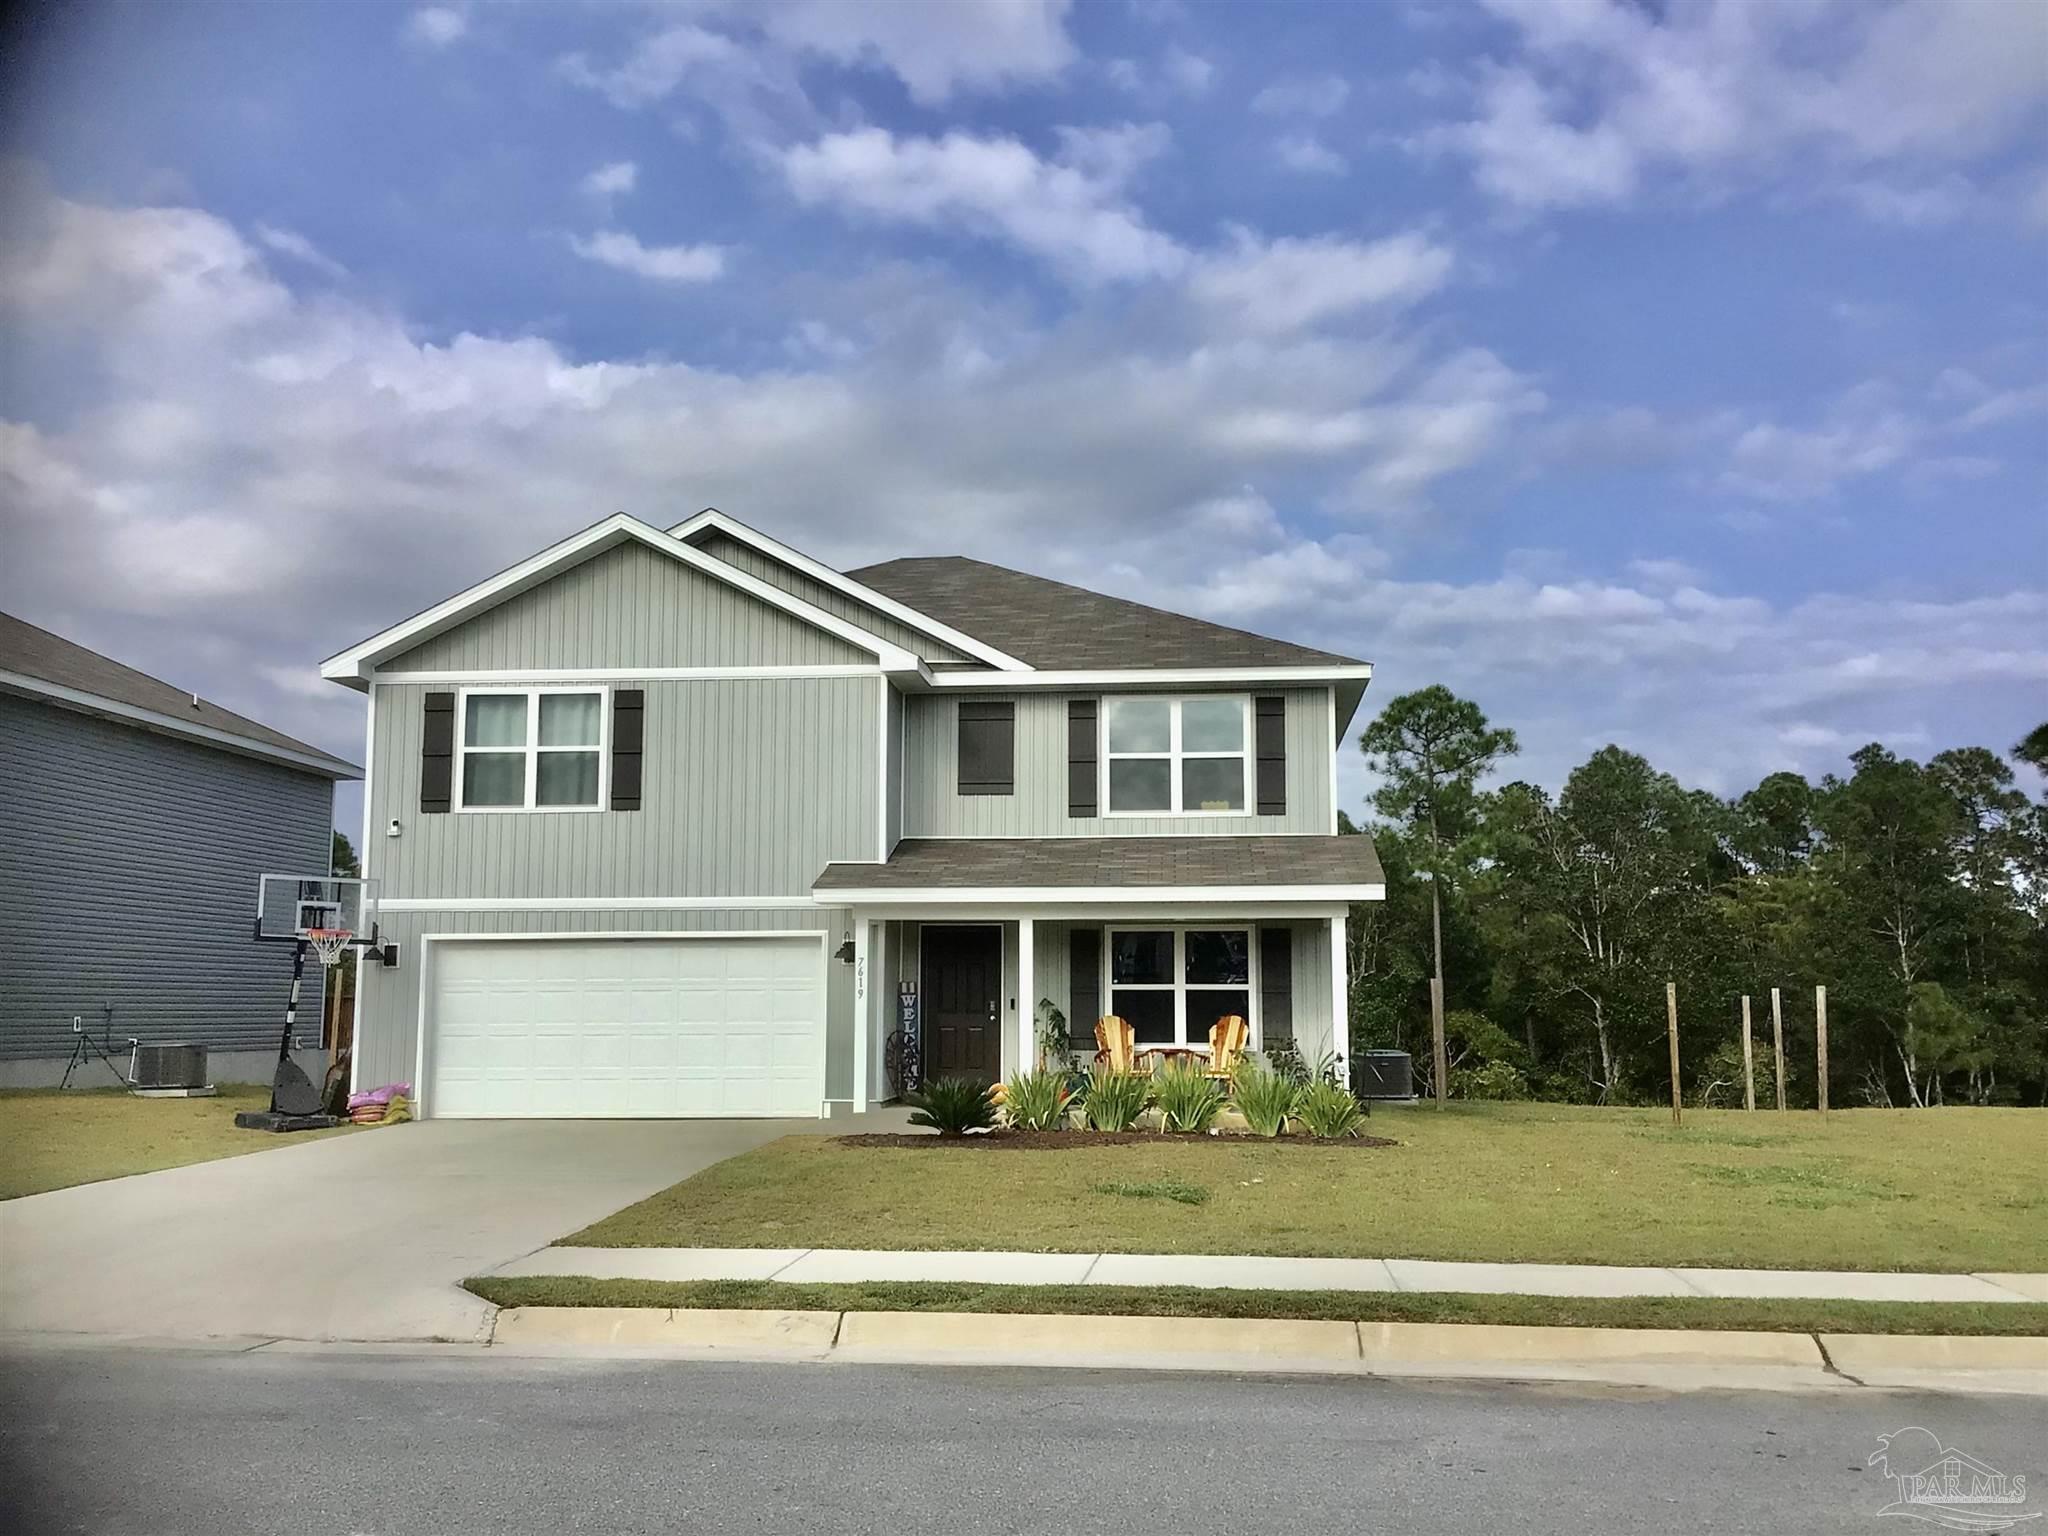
[1067, 698, 1098, 818]
[1069, 926, 1102, 1050]
[611, 689, 645, 811]
[956, 700, 1014, 795]
[1259, 926, 1294, 1044]
[420, 692, 455, 813]
[1255, 695, 1286, 816]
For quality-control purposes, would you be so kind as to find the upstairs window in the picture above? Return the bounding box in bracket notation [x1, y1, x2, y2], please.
[1102, 696, 1249, 815]
[458, 687, 605, 811]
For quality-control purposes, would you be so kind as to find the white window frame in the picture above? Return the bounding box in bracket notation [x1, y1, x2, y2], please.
[455, 684, 610, 814]
[1100, 695, 1252, 818]
[1102, 924, 1259, 1050]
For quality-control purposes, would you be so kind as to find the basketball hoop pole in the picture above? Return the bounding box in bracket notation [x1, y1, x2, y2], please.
[270, 939, 309, 1114]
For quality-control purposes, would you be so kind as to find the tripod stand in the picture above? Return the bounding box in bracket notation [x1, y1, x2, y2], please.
[59, 1005, 131, 1090]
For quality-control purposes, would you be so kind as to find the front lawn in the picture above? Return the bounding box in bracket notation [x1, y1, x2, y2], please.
[0, 1087, 358, 1200]
[566, 1103, 2048, 1273]
[465, 1276, 2048, 1338]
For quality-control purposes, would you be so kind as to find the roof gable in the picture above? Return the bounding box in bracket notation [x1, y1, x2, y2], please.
[848, 556, 1364, 671]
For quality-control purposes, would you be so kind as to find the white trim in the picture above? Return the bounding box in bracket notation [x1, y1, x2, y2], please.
[454, 685, 608, 814]
[824, 883, 1387, 906]
[852, 919, 871, 1115]
[1017, 915, 1035, 1073]
[349, 679, 376, 1099]
[380, 896, 825, 912]
[925, 665, 1373, 691]
[855, 900, 1347, 922]
[373, 665, 882, 685]
[1101, 923, 1259, 1052]
[0, 669, 361, 778]
[1101, 695, 1251, 818]
[321, 514, 922, 685]
[1328, 686, 1339, 835]
[668, 507, 1032, 672]
[1330, 912, 1349, 1088]
[413, 928, 831, 1121]
[876, 674, 889, 863]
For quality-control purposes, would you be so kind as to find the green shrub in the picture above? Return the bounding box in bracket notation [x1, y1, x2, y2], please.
[1001, 1068, 1072, 1131]
[1153, 1058, 1226, 1133]
[1033, 997, 1073, 1072]
[1454, 1060, 1531, 1102]
[1264, 1040, 1343, 1088]
[1293, 1080, 1368, 1139]
[1080, 1065, 1151, 1132]
[1092, 1178, 1210, 1205]
[908, 1077, 994, 1137]
[1230, 1061, 1299, 1137]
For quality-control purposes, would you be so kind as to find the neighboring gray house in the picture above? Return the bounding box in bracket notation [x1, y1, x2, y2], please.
[322, 510, 1383, 1119]
[0, 613, 361, 1087]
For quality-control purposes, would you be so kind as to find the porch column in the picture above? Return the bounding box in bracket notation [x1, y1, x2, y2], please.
[1016, 916, 1035, 1076]
[1330, 912, 1349, 1093]
[852, 917, 871, 1115]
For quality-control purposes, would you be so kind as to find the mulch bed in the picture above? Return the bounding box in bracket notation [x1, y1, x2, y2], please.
[835, 1131, 1400, 1150]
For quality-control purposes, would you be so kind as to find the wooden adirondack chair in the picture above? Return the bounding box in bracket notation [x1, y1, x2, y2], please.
[1205, 1014, 1249, 1082]
[1093, 1015, 1140, 1073]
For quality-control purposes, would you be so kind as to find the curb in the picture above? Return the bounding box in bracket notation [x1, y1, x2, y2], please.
[482, 1306, 2046, 1392]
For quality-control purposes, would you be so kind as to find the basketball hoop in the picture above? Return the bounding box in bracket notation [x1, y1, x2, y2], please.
[305, 928, 353, 968]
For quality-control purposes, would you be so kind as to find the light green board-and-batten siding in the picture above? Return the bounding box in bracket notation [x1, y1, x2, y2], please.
[355, 905, 858, 1101]
[370, 677, 880, 900]
[901, 689, 1333, 837]
[382, 541, 871, 671]
[695, 532, 971, 662]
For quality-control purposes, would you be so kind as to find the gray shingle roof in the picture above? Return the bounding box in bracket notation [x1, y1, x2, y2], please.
[815, 835, 1385, 893]
[845, 556, 1364, 670]
[0, 611, 356, 775]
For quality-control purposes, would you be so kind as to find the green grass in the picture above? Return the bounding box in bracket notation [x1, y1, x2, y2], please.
[566, 1103, 2048, 1273]
[1092, 1178, 1211, 1205]
[0, 1087, 359, 1200]
[464, 1275, 2048, 1338]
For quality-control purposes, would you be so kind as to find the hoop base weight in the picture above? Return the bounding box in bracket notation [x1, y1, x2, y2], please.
[234, 1111, 342, 1133]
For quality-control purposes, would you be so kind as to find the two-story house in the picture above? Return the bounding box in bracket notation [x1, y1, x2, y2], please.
[321, 510, 1384, 1119]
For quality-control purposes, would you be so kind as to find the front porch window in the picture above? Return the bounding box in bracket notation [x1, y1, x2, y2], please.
[1108, 926, 1252, 1047]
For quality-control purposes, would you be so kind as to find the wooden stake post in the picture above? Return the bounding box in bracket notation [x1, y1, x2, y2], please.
[1665, 982, 1682, 1127]
[1429, 976, 1448, 1109]
[1771, 987, 1787, 1112]
[1815, 984, 1829, 1115]
[1740, 995, 1755, 1112]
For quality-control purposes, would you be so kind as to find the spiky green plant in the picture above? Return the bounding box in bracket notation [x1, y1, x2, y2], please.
[1230, 1061, 1300, 1137]
[1001, 1068, 1072, 1131]
[1080, 1065, 1151, 1132]
[1292, 1079, 1368, 1140]
[908, 1077, 995, 1138]
[1153, 1057, 1226, 1133]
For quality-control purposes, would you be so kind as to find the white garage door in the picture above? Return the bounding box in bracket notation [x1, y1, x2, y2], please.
[427, 936, 824, 1118]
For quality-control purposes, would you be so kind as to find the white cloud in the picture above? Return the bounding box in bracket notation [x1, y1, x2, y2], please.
[579, 161, 638, 202]
[568, 230, 726, 283]
[1249, 74, 1349, 118]
[253, 224, 345, 279]
[1421, 0, 2048, 215]
[778, 125, 1184, 282]
[1189, 231, 1452, 335]
[1273, 135, 1347, 176]
[402, 7, 466, 49]
[559, 24, 750, 111]
[1162, 46, 1214, 95]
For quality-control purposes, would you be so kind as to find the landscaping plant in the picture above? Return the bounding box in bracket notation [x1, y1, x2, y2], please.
[1292, 1080, 1369, 1139]
[1080, 1065, 1151, 1131]
[1153, 1058, 1226, 1133]
[1033, 998, 1073, 1072]
[1230, 1061, 1300, 1137]
[908, 1077, 995, 1138]
[1000, 1068, 1072, 1132]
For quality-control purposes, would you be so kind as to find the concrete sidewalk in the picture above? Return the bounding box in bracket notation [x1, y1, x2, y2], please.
[492, 1245, 2048, 1305]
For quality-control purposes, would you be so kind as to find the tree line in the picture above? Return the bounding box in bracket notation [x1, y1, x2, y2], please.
[1347, 688, 2048, 1109]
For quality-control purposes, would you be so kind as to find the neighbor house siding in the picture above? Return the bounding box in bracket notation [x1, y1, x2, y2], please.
[695, 532, 971, 662]
[371, 677, 879, 899]
[902, 689, 1332, 837]
[382, 541, 871, 672]
[355, 905, 856, 1100]
[0, 692, 334, 1065]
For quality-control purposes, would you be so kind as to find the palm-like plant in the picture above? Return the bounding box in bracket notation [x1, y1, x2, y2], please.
[908, 1077, 995, 1137]
[1001, 1068, 1072, 1131]
[1230, 1061, 1300, 1137]
[1153, 1058, 1226, 1133]
[1292, 1080, 1368, 1139]
[1080, 1065, 1151, 1132]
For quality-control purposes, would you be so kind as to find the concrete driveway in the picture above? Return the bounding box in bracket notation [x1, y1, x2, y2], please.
[0, 1118, 854, 1343]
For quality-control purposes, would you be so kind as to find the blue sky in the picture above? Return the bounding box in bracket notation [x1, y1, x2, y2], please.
[2, 0, 2044, 836]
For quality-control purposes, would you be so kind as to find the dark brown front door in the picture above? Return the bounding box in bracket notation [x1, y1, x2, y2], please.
[920, 925, 1003, 1086]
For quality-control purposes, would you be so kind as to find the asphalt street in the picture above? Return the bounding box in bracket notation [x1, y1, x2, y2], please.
[3, 1347, 2042, 1534]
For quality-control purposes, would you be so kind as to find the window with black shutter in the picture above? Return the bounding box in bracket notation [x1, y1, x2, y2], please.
[419, 691, 455, 813]
[611, 689, 645, 811]
[1255, 695, 1287, 816]
[1067, 698, 1098, 818]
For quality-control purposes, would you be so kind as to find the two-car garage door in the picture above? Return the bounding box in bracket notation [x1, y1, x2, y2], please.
[427, 936, 825, 1118]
